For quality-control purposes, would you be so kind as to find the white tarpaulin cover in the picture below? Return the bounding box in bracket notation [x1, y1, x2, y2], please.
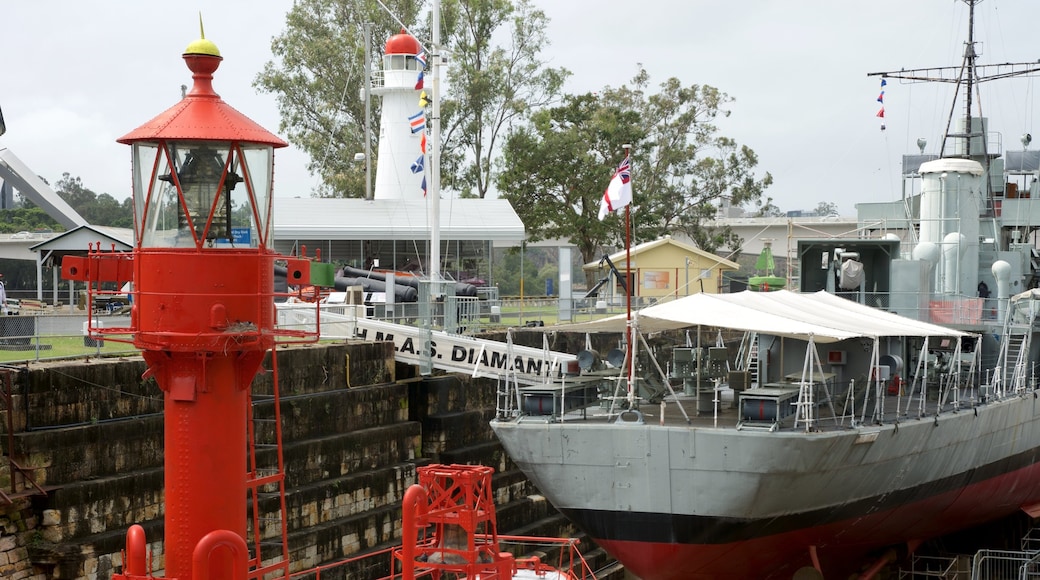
[558, 290, 969, 343]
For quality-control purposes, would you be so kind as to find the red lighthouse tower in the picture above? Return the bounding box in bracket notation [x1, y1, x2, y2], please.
[63, 30, 313, 580]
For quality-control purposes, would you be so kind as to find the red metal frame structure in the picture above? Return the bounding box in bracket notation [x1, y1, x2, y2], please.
[393, 464, 594, 580]
[62, 30, 317, 580]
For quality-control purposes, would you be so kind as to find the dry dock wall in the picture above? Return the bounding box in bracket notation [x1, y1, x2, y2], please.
[0, 340, 598, 579]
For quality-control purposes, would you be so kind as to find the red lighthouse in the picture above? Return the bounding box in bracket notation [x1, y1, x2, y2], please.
[63, 30, 313, 580]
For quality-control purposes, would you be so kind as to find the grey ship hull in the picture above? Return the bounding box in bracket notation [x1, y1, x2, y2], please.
[492, 392, 1040, 579]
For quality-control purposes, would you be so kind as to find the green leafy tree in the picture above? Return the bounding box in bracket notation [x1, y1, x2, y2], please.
[0, 174, 132, 232]
[497, 69, 772, 286]
[491, 247, 545, 296]
[496, 93, 635, 287]
[439, 0, 568, 197]
[0, 204, 60, 233]
[753, 197, 784, 217]
[813, 201, 839, 217]
[54, 174, 133, 227]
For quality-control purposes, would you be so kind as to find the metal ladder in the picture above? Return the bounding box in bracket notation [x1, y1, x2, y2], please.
[737, 332, 760, 388]
[245, 351, 290, 579]
[994, 302, 1032, 396]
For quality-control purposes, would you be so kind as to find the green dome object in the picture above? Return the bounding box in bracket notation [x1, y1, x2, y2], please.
[749, 275, 786, 292]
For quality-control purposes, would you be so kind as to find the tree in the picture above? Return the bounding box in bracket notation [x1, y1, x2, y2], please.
[813, 201, 839, 217]
[753, 197, 784, 218]
[439, 0, 568, 197]
[0, 204, 59, 234]
[497, 69, 772, 286]
[491, 246, 546, 296]
[496, 93, 631, 286]
[54, 174, 133, 227]
[0, 174, 133, 234]
[255, 0, 564, 199]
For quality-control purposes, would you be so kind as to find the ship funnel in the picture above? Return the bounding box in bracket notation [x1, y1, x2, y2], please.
[919, 159, 983, 297]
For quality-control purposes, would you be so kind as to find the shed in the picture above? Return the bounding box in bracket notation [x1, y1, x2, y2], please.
[583, 236, 740, 303]
[30, 225, 133, 307]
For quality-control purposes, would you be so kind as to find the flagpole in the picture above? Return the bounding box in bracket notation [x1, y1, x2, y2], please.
[429, 0, 442, 289]
[623, 144, 635, 405]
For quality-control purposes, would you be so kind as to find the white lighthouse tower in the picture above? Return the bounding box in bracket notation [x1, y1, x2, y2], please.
[373, 30, 425, 200]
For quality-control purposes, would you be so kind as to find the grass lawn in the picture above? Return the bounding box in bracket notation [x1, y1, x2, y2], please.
[0, 336, 139, 364]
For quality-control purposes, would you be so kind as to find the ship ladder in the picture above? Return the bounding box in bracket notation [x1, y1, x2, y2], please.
[494, 329, 524, 418]
[737, 332, 760, 388]
[995, 316, 1030, 397]
[245, 350, 291, 579]
[1010, 329, 1032, 394]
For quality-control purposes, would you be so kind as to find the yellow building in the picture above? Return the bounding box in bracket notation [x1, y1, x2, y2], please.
[583, 236, 740, 304]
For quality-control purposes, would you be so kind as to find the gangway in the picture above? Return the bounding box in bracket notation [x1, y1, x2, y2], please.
[277, 305, 579, 385]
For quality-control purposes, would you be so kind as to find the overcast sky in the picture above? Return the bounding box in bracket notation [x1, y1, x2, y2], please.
[3, 0, 1040, 217]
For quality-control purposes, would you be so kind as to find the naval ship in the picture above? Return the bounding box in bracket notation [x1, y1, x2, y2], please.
[491, 1, 1040, 578]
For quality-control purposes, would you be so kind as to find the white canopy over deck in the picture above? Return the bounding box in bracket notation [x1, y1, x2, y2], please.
[557, 290, 970, 343]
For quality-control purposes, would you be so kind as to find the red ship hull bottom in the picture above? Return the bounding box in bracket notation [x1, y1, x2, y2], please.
[584, 461, 1040, 579]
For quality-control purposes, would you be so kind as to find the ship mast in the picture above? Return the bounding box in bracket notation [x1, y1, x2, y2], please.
[867, 0, 1040, 165]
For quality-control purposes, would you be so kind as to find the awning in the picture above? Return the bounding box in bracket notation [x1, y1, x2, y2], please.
[555, 290, 970, 343]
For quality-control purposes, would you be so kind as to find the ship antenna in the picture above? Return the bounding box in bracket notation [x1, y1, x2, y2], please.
[866, 0, 1040, 195]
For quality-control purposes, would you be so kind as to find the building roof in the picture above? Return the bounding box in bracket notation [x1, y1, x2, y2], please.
[272, 197, 525, 246]
[30, 225, 133, 253]
[585, 236, 740, 270]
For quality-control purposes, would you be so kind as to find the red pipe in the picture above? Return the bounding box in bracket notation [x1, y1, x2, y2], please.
[400, 484, 428, 580]
[125, 524, 147, 576]
[192, 529, 248, 580]
[858, 539, 922, 579]
[858, 548, 897, 580]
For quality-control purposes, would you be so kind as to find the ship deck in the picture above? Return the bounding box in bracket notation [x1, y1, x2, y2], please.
[511, 374, 990, 433]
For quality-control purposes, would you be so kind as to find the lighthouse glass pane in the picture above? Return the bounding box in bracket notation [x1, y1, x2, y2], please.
[210, 146, 253, 249]
[239, 144, 273, 247]
[131, 143, 158, 244]
[389, 54, 408, 70]
[141, 141, 245, 248]
[140, 145, 188, 247]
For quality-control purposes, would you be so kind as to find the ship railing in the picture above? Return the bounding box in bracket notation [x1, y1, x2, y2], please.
[898, 553, 968, 579]
[1021, 526, 1040, 553]
[1021, 551, 1040, 580]
[970, 549, 1033, 580]
[846, 290, 1009, 328]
